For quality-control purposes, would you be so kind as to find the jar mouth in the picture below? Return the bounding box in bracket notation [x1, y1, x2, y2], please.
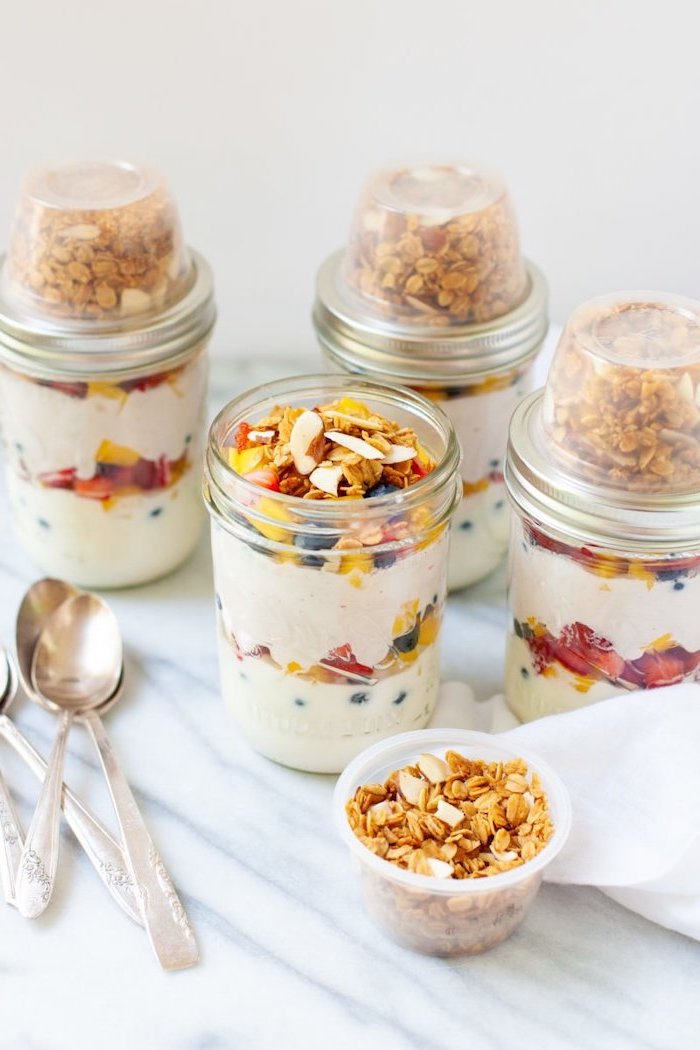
[314, 251, 548, 384]
[0, 249, 215, 379]
[506, 390, 700, 551]
[204, 373, 462, 547]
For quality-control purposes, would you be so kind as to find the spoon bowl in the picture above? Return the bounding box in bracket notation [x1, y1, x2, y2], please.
[15, 579, 78, 696]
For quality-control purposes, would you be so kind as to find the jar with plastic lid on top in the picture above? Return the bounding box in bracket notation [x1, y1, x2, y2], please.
[313, 161, 548, 591]
[0, 159, 215, 587]
[505, 291, 700, 721]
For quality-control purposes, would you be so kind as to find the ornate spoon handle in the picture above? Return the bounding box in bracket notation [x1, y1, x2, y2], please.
[82, 710, 198, 970]
[14, 710, 72, 917]
[0, 766, 23, 905]
[0, 715, 142, 925]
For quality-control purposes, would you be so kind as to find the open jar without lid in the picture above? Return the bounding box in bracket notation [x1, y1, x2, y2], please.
[314, 161, 548, 591]
[0, 159, 215, 588]
[203, 374, 461, 772]
[505, 291, 700, 722]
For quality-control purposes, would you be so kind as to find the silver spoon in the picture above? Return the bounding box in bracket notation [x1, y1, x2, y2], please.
[0, 650, 24, 905]
[15, 593, 122, 918]
[15, 578, 79, 696]
[33, 594, 198, 969]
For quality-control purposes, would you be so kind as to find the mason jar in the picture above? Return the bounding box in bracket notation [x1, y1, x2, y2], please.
[0, 160, 215, 587]
[313, 161, 548, 590]
[203, 374, 461, 772]
[505, 291, 700, 720]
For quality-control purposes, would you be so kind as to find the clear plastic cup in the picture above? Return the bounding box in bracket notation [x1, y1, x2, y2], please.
[543, 291, 700, 494]
[334, 728, 571, 956]
[3, 159, 191, 324]
[343, 162, 528, 327]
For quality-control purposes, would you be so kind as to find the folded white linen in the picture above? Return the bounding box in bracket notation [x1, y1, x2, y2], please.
[430, 681, 700, 941]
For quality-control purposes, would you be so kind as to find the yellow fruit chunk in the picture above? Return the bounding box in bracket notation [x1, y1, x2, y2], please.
[228, 446, 265, 474]
[249, 496, 292, 543]
[336, 397, 371, 418]
[286, 661, 302, 674]
[87, 381, 126, 400]
[339, 551, 373, 577]
[418, 613, 440, 646]
[96, 439, 140, 466]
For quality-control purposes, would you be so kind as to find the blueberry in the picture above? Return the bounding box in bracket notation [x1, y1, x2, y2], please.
[37, 517, 50, 529]
[520, 667, 530, 679]
[489, 459, 500, 469]
[350, 692, 370, 704]
[374, 551, 397, 570]
[494, 500, 505, 510]
[393, 691, 408, 705]
[459, 520, 474, 531]
[364, 481, 400, 499]
[657, 567, 688, 583]
[513, 619, 524, 638]
[294, 698, 306, 707]
[294, 524, 340, 567]
[215, 593, 222, 610]
[149, 507, 163, 518]
[185, 433, 192, 444]
[393, 621, 420, 653]
[674, 581, 686, 591]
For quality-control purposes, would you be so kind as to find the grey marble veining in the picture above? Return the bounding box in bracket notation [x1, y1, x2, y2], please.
[0, 359, 698, 1050]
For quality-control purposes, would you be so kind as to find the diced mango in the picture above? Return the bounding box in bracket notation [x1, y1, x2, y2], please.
[228, 446, 265, 474]
[418, 613, 440, 646]
[249, 495, 292, 543]
[96, 439, 141, 466]
[339, 551, 373, 578]
[87, 382, 126, 400]
[335, 397, 371, 418]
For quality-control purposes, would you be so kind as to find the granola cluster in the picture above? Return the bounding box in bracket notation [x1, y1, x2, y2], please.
[346, 749, 553, 880]
[546, 301, 700, 492]
[6, 184, 187, 321]
[346, 178, 526, 326]
[228, 397, 435, 499]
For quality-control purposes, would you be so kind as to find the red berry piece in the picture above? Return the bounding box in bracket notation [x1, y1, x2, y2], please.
[244, 467, 280, 491]
[39, 467, 77, 489]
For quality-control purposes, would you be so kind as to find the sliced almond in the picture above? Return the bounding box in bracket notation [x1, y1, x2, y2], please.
[397, 770, 425, 806]
[435, 799, 465, 828]
[290, 411, 325, 475]
[324, 431, 384, 460]
[382, 444, 417, 464]
[491, 849, 518, 863]
[309, 464, 343, 496]
[59, 223, 101, 241]
[369, 800, 393, 819]
[678, 372, 695, 404]
[426, 858, 454, 879]
[248, 429, 276, 443]
[417, 752, 451, 784]
[120, 287, 152, 316]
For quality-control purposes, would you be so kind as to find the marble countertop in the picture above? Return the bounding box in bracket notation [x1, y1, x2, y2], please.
[0, 359, 699, 1050]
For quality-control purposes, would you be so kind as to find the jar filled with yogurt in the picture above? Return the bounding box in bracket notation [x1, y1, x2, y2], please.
[0, 160, 215, 587]
[204, 374, 461, 772]
[313, 162, 548, 590]
[505, 291, 700, 720]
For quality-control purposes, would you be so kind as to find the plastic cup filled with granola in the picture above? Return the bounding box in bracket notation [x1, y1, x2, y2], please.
[203, 375, 461, 772]
[334, 729, 571, 956]
[0, 160, 215, 587]
[313, 161, 548, 591]
[506, 291, 700, 720]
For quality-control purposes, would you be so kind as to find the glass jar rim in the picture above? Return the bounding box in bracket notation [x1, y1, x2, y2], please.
[204, 372, 462, 548]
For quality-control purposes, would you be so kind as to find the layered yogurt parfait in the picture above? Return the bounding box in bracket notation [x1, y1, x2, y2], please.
[314, 161, 548, 590]
[204, 375, 460, 772]
[505, 292, 700, 720]
[0, 160, 215, 586]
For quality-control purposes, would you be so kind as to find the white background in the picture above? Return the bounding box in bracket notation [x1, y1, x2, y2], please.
[1, 0, 699, 358]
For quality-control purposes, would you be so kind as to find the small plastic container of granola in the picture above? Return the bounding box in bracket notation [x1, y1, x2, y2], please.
[203, 374, 461, 772]
[313, 161, 548, 591]
[334, 729, 571, 956]
[0, 160, 215, 587]
[505, 291, 700, 720]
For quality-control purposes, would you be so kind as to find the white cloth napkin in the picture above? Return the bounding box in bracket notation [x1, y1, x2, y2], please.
[430, 681, 700, 941]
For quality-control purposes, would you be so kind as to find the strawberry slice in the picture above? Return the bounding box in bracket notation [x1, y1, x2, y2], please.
[244, 467, 280, 491]
[411, 458, 430, 479]
[556, 622, 626, 680]
[235, 422, 252, 450]
[73, 476, 115, 500]
[119, 372, 169, 394]
[631, 648, 688, 688]
[38, 380, 88, 399]
[39, 468, 77, 489]
[323, 644, 374, 679]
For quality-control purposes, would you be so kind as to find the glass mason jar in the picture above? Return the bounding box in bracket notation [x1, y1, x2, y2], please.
[313, 161, 548, 591]
[505, 291, 700, 721]
[0, 160, 215, 588]
[203, 374, 461, 773]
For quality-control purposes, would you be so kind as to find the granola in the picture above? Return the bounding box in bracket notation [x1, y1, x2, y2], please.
[228, 397, 436, 499]
[346, 749, 553, 879]
[546, 299, 700, 492]
[345, 165, 527, 326]
[5, 166, 188, 321]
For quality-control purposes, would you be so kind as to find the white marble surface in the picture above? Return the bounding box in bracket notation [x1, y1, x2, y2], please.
[0, 360, 699, 1050]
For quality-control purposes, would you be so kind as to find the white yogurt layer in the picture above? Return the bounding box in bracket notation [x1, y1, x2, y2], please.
[448, 481, 510, 589]
[6, 470, 203, 587]
[440, 368, 532, 591]
[0, 350, 207, 478]
[505, 634, 621, 722]
[218, 632, 439, 772]
[212, 522, 448, 670]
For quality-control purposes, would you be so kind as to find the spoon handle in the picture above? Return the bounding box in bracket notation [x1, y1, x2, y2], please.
[0, 714, 142, 926]
[15, 710, 72, 918]
[82, 710, 198, 970]
[0, 766, 24, 905]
